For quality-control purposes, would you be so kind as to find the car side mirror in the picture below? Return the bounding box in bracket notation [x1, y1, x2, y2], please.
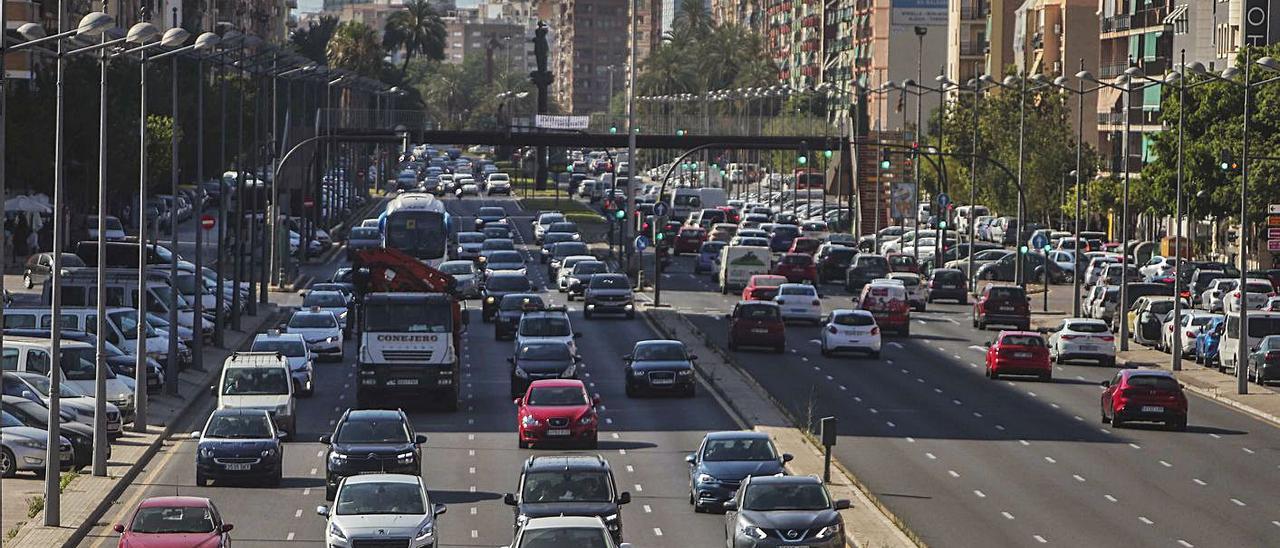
[834, 499, 852, 510]
[506, 357, 515, 365]
[983, 341, 992, 347]
[1100, 380, 1111, 388]
[318, 434, 332, 444]
[781, 453, 794, 463]
[622, 354, 632, 362]
[685, 453, 696, 465]
[414, 434, 429, 445]
[513, 397, 523, 406]
[503, 493, 517, 506]
[617, 492, 631, 505]
[433, 503, 447, 516]
[113, 524, 125, 533]
[189, 431, 201, 439]
[315, 505, 329, 517]
[721, 500, 738, 512]
[220, 524, 234, 533]
[573, 332, 583, 339]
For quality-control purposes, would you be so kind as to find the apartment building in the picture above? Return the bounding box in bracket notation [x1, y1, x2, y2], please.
[851, 0, 946, 133]
[1095, 0, 1174, 173]
[442, 7, 528, 71]
[551, 0, 630, 114]
[1012, 0, 1099, 147]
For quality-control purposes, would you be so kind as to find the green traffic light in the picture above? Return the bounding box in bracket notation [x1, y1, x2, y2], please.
[615, 209, 625, 220]
[1043, 244, 1052, 252]
[823, 150, 833, 158]
[676, 129, 685, 136]
[609, 126, 618, 134]
[938, 221, 947, 229]
[798, 156, 808, 165]
[1221, 162, 1229, 170]
[656, 232, 665, 240]
[880, 160, 891, 169]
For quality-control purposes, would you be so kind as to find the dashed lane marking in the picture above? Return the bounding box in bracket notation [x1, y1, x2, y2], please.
[1193, 479, 1207, 486]
[1001, 511, 1014, 520]
[974, 490, 986, 498]
[1033, 535, 1047, 543]
[653, 528, 664, 537]
[1073, 475, 1086, 483]
[286, 533, 295, 541]
[1138, 516, 1153, 525]
[1104, 494, 1117, 502]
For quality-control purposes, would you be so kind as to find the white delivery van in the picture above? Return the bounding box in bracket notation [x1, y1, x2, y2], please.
[1219, 311, 1280, 373]
[213, 352, 296, 439]
[696, 188, 728, 210]
[670, 187, 702, 221]
[719, 245, 773, 294]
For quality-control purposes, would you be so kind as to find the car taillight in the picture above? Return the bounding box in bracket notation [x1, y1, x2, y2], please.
[1061, 334, 1080, 340]
[1266, 351, 1280, 363]
[870, 326, 879, 335]
[1185, 330, 1196, 338]
[827, 325, 838, 334]
[811, 299, 821, 306]
[1098, 335, 1115, 342]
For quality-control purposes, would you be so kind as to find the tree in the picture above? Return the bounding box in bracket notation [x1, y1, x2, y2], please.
[146, 115, 179, 186]
[327, 21, 385, 77]
[291, 15, 338, 65]
[383, 0, 446, 77]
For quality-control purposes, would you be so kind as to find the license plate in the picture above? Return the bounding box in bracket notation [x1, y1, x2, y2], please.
[789, 308, 808, 313]
[389, 379, 418, 386]
[1079, 345, 1096, 351]
[1013, 352, 1032, 358]
[224, 463, 251, 471]
[998, 306, 1015, 312]
[651, 378, 674, 385]
[1141, 406, 1164, 413]
[546, 429, 571, 436]
[751, 328, 769, 334]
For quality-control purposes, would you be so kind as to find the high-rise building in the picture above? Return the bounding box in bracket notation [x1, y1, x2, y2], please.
[442, 6, 529, 72]
[551, 0, 629, 114]
[849, 0, 947, 133]
[945, 0, 990, 87]
[1011, 0, 1099, 147]
[1096, 0, 1173, 174]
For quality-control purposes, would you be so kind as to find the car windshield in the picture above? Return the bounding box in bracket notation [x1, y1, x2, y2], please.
[521, 316, 571, 337]
[349, 228, 380, 239]
[487, 276, 532, 292]
[779, 286, 814, 296]
[771, 226, 799, 237]
[204, 413, 274, 439]
[364, 302, 452, 333]
[303, 292, 345, 307]
[129, 506, 216, 534]
[588, 275, 628, 289]
[549, 223, 579, 233]
[832, 313, 874, 326]
[288, 314, 336, 329]
[479, 207, 505, 218]
[58, 347, 97, 381]
[251, 339, 306, 356]
[221, 367, 289, 395]
[1126, 375, 1180, 391]
[1000, 335, 1045, 346]
[335, 482, 425, 515]
[633, 343, 686, 361]
[457, 233, 485, 244]
[520, 471, 612, 503]
[109, 309, 155, 340]
[483, 240, 516, 251]
[440, 262, 474, 275]
[517, 527, 612, 548]
[539, 214, 565, 225]
[1246, 282, 1273, 293]
[526, 386, 587, 406]
[737, 305, 779, 320]
[544, 233, 574, 244]
[554, 243, 589, 257]
[573, 262, 607, 275]
[519, 343, 572, 361]
[488, 251, 524, 264]
[0, 411, 23, 428]
[742, 483, 831, 511]
[483, 227, 511, 238]
[1065, 321, 1108, 333]
[701, 242, 727, 254]
[335, 418, 410, 443]
[702, 438, 777, 461]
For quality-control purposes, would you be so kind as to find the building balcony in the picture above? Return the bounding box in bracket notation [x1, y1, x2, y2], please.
[960, 4, 988, 19]
[1096, 109, 1162, 128]
[959, 41, 986, 56]
[1099, 63, 1128, 79]
[1101, 8, 1170, 34]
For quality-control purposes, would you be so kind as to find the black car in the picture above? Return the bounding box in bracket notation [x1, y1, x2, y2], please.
[495, 293, 545, 340]
[509, 341, 580, 398]
[624, 340, 696, 397]
[927, 268, 969, 303]
[815, 245, 856, 285]
[330, 267, 353, 284]
[768, 225, 801, 253]
[975, 251, 1068, 284]
[845, 253, 890, 292]
[687, 431, 792, 513]
[566, 261, 609, 300]
[503, 455, 631, 542]
[2, 396, 100, 469]
[475, 206, 508, 230]
[23, 252, 85, 289]
[545, 221, 581, 241]
[482, 225, 513, 240]
[483, 274, 536, 322]
[320, 409, 427, 500]
[194, 408, 283, 486]
[539, 232, 579, 263]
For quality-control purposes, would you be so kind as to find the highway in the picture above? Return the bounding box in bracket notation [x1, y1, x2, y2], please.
[83, 195, 739, 547]
[655, 251, 1280, 547]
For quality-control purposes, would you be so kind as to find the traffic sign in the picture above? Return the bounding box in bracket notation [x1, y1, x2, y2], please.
[634, 235, 650, 251]
[1030, 233, 1048, 250]
[653, 202, 669, 217]
[303, 199, 315, 208]
[1269, 240, 1280, 252]
[1269, 204, 1280, 214]
[200, 214, 215, 231]
[936, 193, 950, 208]
[1269, 215, 1280, 227]
[1269, 228, 1280, 239]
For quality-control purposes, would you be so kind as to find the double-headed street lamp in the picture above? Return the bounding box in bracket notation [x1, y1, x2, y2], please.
[935, 75, 993, 292]
[903, 75, 961, 265]
[1185, 52, 1280, 394]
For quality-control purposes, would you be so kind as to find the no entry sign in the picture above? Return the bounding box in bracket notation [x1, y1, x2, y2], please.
[200, 214, 216, 230]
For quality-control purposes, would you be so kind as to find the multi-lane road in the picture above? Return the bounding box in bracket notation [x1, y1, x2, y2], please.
[83, 196, 740, 548]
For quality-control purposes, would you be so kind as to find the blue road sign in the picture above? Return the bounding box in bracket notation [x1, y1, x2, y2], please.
[635, 236, 650, 251]
[1030, 233, 1048, 250]
[936, 193, 950, 208]
[653, 202, 670, 217]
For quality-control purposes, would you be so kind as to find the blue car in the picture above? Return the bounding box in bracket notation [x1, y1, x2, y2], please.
[194, 408, 284, 487]
[686, 431, 792, 513]
[695, 241, 727, 274]
[1195, 316, 1226, 366]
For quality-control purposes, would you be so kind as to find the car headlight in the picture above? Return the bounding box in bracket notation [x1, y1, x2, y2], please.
[514, 368, 529, 379]
[325, 337, 335, 344]
[578, 414, 595, 425]
[739, 524, 767, 540]
[815, 524, 841, 539]
[396, 451, 415, 463]
[516, 267, 527, 275]
[199, 446, 215, 458]
[521, 415, 542, 427]
[328, 452, 348, 463]
[261, 447, 277, 457]
[486, 296, 496, 303]
[677, 369, 693, 376]
[19, 439, 46, 450]
[328, 522, 347, 540]
[631, 370, 645, 377]
[415, 521, 435, 540]
[696, 473, 715, 484]
[571, 233, 581, 240]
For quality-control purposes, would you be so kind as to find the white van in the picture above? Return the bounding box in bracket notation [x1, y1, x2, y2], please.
[1219, 312, 1280, 373]
[670, 187, 702, 221]
[955, 205, 990, 233]
[213, 352, 296, 438]
[45, 268, 200, 329]
[718, 245, 772, 294]
[2, 306, 186, 366]
[696, 188, 728, 210]
[2, 336, 136, 421]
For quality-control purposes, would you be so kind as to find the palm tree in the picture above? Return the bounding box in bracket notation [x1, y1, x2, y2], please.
[383, 0, 447, 76]
[327, 21, 385, 77]
[291, 15, 338, 65]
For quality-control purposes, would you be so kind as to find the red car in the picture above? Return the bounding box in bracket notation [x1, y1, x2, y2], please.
[788, 237, 821, 256]
[728, 300, 785, 352]
[984, 331, 1051, 381]
[716, 205, 741, 224]
[114, 496, 233, 548]
[673, 227, 707, 255]
[1101, 369, 1188, 430]
[515, 379, 599, 449]
[742, 274, 788, 301]
[771, 253, 817, 284]
[886, 252, 919, 273]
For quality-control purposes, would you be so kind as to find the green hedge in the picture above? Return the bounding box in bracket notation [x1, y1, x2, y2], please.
[519, 197, 605, 224]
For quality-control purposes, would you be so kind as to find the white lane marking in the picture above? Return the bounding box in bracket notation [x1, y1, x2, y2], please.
[934, 388, 943, 394]
[1026, 391, 1037, 397]
[853, 396, 862, 402]
[634, 484, 643, 492]
[888, 342, 903, 349]
[1271, 520, 1280, 528]
[974, 490, 987, 498]
[1001, 511, 1015, 520]
[1193, 478, 1207, 486]
[286, 532, 295, 541]
[969, 363, 979, 368]
[468, 434, 475, 441]
[1138, 516, 1153, 525]
[826, 375, 834, 381]
[901, 369, 909, 374]
[1177, 540, 1194, 548]
[1159, 460, 1172, 468]
[1242, 447, 1256, 454]
[469, 467, 476, 474]
[925, 452, 937, 460]
[1104, 494, 1117, 503]
[612, 433, 620, 438]
[1044, 456, 1057, 464]
[839, 385, 847, 391]
[1033, 535, 1047, 544]
[1128, 443, 1141, 450]
[471, 530, 479, 539]
[303, 488, 311, 496]
[309, 468, 317, 475]
[619, 449, 627, 455]
[868, 408, 879, 414]
[294, 509, 302, 518]
[471, 507, 477, 515]
[1231, 498, 1246, 506]
[918, 319, 927, 325]
[947, 470, 960, 478]
[643, 505, 652, 513]
[653, 528, 664, 537]
[1209, 433, 1221, 439]
[969, 345, 985, 352]
[917, 378, 926, 383]
[886, 421, 896, 428]
[605, 418, 613, 424]
[625, 465, 634, 473]
[972, 412, 983, 418]
[905, 437, 915, 443]
[1100, 428, 1111, 434]
[953, 354, 962, 360]
[316, 450, 324, 457]
[994, 424, 1006, 431]
[1019, 440, 1030, 446]
[1073, 415, 1084, 422]
[1050, 403, 1060, 409]
[952, 399, 963, 406]
[1073, 475, 1086, 483]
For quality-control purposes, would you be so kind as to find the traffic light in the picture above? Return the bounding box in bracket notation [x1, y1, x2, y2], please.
[1219, 149, 1239, 171]
[879, 149, 891, 169]
[609, 126, 618, 134]
[614, 208, 626, 220]
[798, 142, 809, 166]
[823, 150, 833, 159]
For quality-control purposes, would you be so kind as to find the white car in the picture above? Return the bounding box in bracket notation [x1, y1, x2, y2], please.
[800, 220, 829, 241]
[1083, 255, 1122, 287]
[1045, 317, 1116, 366]
[886, 272, 928, 312]
[774, 283, 822, 324]
[250, 331, 315, 397]
[1046, 250, 1076, 279]
[1139, 255, 1176, 279]
[820, 309, 881, 358]
[1222, 278, 1275, 313]
[557, 255, 598, 291]
[533, 212, 566, 243]
[318, 474, 445, 548]
[286, 308, 344, 361]
[514, 309, 579, 357]
[505, 516, 627, 548]
[303, 290, 350, 330]
[1162, 311, 1220, 355]
[486, 173, 512, 195]
[1199, 278, 1239, 312]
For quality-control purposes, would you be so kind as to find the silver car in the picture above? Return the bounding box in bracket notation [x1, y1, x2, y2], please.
[318, 474, 445, 548]
[440, 260, 482, 298]
[0, 417, 74, 476]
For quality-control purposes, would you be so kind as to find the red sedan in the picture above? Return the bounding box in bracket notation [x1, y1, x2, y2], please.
[673, 227, 707, 255]
[771, 253, 817, 284]
[1101, 369, 1188, 430]
[742, 274, 788, 301]
[984, 331, 1051, 381]
[114, 496, 233, 548]
[516, 379, 599, 449]
[788, 237, 821, 256]
[728, 300, 786, 352]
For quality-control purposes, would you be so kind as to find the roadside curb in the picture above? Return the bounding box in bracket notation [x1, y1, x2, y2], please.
[639, 307, 922, 548]
[12, 306, 284, 548]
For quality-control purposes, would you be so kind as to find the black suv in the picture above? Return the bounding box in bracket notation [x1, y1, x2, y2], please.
[483, 273, 535, 322]
[503, 455, 631, 542]
[815, 244, 856, 285]
[927, 268, 969, 304]
[844, 253, 890, 292]
[320, 409, 428, 500]
[495, 293, 545, 340]
[474, 206, 508, 230]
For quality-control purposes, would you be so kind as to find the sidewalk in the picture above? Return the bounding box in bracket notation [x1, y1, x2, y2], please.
[642, 306, 918, 548]
[1028, 283, 1280, 429]
[5, 305, 285, 547]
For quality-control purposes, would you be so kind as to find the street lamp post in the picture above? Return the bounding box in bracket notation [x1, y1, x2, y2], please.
[937, 75, 989, 293]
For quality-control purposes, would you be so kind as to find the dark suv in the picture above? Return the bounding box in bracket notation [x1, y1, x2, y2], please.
[494, 293, 545, 340]
[973, 284, 1030, 330]
[504, 455, 632, 542]
[320, 409, 428, 500]
[927, 268, 969, 303]
[482, 273, 535, 322]
[844, 253, 890, 292]
[814, 244, 856, 284]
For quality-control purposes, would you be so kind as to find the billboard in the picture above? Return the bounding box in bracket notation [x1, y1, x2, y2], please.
[889, 182, 917, 220]
[891, 0, 947, 28]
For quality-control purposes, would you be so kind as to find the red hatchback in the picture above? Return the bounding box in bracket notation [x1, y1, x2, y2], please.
[984, 331, 1051, 381]
[717, 205, 741, 224]
[673, 227, 707, 255]
[1101, 369, 1188, 430]
[728, 301, 785, 352]
[516, 379, 600, 449]
[788, 237, 821, 256]
[115, 496, 233, 548]
[771, 253, 817, 284]
[742, 274, 788, 301]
